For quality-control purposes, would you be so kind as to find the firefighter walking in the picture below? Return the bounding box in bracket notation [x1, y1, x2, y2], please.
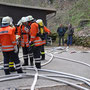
[0, 16, 23, 75]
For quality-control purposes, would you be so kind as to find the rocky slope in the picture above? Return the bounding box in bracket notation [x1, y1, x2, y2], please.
[0, 0, 90, 36]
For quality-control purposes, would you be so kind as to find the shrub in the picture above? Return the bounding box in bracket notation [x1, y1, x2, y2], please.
[49, 33, 57, 42]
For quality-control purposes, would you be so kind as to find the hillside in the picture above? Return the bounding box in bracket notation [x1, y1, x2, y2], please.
[0, 0, 90, 36]
[47, 0, 90, 36]
[68, 0, 90, 36]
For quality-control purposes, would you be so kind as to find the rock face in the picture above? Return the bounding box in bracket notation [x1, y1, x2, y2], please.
[77, 27, 90, 37]
[79, 19, 90, 27]
[0, 0, 89, 37]
[0, 0, 77, 28]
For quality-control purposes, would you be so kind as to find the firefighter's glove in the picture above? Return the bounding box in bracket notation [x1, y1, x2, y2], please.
[29, 41, 34, 47]
[14, 45, 18, 53]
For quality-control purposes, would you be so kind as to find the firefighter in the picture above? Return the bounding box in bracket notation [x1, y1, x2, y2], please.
[36, 19, 51, 60]
[28, 16, 46, 69]
[9, 17, 22, 72]
[0, 16, 23, 75]
[26, 15, 36, 66]
[9, 17, 16, 72]
[17, 17, 33, 66]
[15, 19, 22, 54]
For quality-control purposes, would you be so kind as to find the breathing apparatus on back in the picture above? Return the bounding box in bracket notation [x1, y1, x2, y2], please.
[36, 19, 46, 40]
[36, 19, 44, 35]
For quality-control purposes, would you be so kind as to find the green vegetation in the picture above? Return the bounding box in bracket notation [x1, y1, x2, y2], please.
[69, 0, 90, 27]
[73, 36, 90, 47]
[48, 0, 90, 47]
[49, 33, 57, 42]
[1, 0, 90, 47]
[49, 34, 90, 47]
[49, 0, 54, 4]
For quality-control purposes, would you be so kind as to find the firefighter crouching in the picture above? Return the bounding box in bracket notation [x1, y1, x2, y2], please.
[0, 16, 23, 75]
[36, 19, 51, 60]
[17, 17, 33, 66]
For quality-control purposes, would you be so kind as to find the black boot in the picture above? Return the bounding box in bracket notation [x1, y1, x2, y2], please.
[30, 57, 34, 66]
[17, 68, 23, 73]
[22, 59, 28, 66]
[35, 63, 41, 69]
[41, 54, 45, 60]
[5, 69, 10, 75]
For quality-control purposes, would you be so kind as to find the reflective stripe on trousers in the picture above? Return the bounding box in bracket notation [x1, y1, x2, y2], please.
[3, 51, 22, 74]
[4, 64, 9, 69]
[15, 63, 21, 70]
[29, 53, 33, 57]
[41, 52, 45, 54]
[33, 46, 41, 63]
[35, 58, 41, 63]
[9, 62, 14, 67]
[22, 46, 29, 60]
[23, 54, 28, 59]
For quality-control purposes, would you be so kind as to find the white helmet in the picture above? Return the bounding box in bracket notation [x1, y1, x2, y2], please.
[36, 19, 44, 26]
[2, 16, 11, 24]
[21, 17, 28, 23]
[17, 19, 22, 26]
[26, 15, 34, 21]
[9, 17, 14, 26]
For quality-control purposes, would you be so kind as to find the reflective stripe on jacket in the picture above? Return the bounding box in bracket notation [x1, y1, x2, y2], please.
[30, 23, 43, 46]
[0, 26, 16, 52]
[17, 25, 29, 47]
[30, 23, 51, 46]
[42, 40, 46, 45]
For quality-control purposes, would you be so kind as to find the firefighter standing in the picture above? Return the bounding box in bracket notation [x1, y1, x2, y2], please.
[36, 19, 50, 60]
[17, 17, 33, 66]
[28, 17, 42, 68]
[0, 16, 23, 75]
[26, 15, 35, 66]
[29, 17, 50, 68]
[9, 17, 21, 72]
[9, 17, 16, 72]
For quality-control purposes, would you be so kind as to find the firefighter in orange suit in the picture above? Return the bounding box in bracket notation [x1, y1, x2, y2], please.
[0, 16, 23, 75]
[9, 17, 21, 72]
[36, 19, 50, 60]
[9, 17, 16, 72]
[28, 17, 43, 69]
[17, 17, 33, 66]
[9, 19, 21, 72]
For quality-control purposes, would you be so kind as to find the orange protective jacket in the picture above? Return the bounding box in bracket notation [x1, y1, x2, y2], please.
[17, 25, 29, 47]
[0, 26, 17, 52]
[30, 23, 43, 46]
[30, 23, 50, 46]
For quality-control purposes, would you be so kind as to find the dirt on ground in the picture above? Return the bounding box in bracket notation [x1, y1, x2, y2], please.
[70, 46, 90, 51]
[46, 42, 90, 51]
